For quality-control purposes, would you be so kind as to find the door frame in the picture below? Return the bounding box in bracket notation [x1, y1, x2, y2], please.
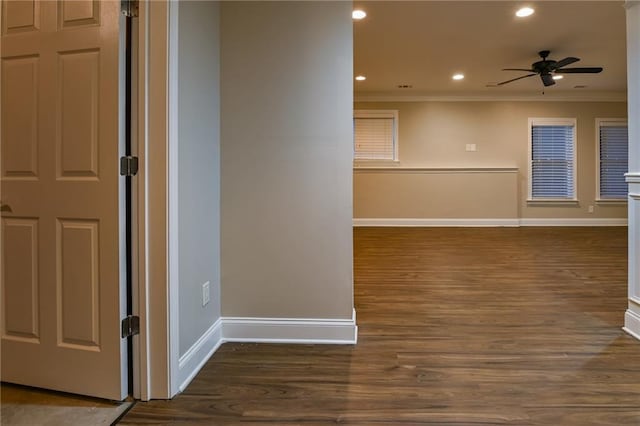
[133, 0, 172, 400]
[167, 0, 181, 398]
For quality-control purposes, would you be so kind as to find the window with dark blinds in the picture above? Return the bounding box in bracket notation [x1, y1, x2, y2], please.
[353, 110, 398, 161]
[598, 120, 628, 200]
[529, 119, 576, 200]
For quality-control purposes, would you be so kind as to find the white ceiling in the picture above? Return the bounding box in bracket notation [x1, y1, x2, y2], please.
[353, 1, 627, 99]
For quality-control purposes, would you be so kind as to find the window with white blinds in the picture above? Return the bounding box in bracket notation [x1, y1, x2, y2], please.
[528, 118, 577, 200]
[353, 110, 398, 161]
[597, 119, 628, 200]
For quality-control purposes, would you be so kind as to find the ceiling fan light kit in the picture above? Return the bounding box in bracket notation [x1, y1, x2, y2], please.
[496, 50, 603, 87]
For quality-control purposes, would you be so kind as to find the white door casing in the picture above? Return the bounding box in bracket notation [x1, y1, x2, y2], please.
[1, 0, 127, 400]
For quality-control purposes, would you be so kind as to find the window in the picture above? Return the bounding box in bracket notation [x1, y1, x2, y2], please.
[353, 110, 398, 162]
[597, 119, 628, 200]
[528, 118, 577, 201]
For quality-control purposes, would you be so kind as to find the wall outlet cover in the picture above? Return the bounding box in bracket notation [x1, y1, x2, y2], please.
[202, 281, 210, 306]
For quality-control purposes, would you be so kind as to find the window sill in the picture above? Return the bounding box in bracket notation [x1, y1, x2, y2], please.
[596, 198, 627, 206]
[527, 199, 579, 207]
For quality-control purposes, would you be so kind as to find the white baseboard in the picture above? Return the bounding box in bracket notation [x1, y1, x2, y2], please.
[175, 311, 358, 393]
[353, 218, 520, 227]
[623, 309, 640, 341]
[177, 318, 223, 392]
[222, 309, 358, 344]
[518, 218, 628, 226]
[353, 218, 627, 227]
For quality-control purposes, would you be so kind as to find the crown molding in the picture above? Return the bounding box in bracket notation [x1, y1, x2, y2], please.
[354, 91, 627, 103]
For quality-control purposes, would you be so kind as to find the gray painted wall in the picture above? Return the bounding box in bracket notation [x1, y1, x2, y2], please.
[178, 0, 221, 357]
[220, 1, 354, 319]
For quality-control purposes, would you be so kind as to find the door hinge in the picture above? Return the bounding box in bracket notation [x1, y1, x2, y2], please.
[121, 0, 139, 18]
[121, 315, 140, 338]
[120, 156, 139, 177]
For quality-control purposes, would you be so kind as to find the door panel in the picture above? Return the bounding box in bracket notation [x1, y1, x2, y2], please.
[57, 49, 99, 179]
[1, 0, 126, 400]
[1, 55, 39, 180]
[58, 0, 100, 28]
[1, 0, 40, 35]
[2, 218, 39, 341]
[57, 219, 100, 349]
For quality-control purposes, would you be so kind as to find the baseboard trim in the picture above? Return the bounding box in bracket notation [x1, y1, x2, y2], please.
[353, 218, 520, 227]
[518, 218, 628, 226]
[177, 318, 223, 392]
[173, 311, 358, 394]
[623, 309, 640, 341]
[222, 309, 358, 344]
[353, 218, 628, 227]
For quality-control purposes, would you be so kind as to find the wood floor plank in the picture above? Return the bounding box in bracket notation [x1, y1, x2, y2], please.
[120, 227, 640, 425]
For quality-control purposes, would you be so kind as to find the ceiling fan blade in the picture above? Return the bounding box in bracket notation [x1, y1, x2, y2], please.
[541, 74, 556, 86]
[552, 57, 580, 69]
[502, 68, 535, 72]
[496, 73, 537, 86]
[554, 67, 603, 74]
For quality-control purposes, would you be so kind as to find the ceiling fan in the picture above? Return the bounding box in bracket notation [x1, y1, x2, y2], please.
[494, 50, 603, 87]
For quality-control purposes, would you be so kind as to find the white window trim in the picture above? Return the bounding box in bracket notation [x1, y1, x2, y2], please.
[595, 118, 628, 203]
[527, 117, 578, 203]
[353, 109, 399, 165]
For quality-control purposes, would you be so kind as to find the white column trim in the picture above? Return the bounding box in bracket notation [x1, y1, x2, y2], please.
[624, 309, 640, 340]
[627, 193, 640, 304]
[625, 0, 640, 341]
[626, 173, 640, 184]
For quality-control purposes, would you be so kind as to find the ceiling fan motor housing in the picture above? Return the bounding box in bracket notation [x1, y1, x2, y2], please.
[533, 59, 556, 74]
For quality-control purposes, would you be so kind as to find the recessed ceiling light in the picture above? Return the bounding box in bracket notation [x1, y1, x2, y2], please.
[516, 7, 535, 17]
[552, 75, 564, 80]
[452, 74, 465, 81]
[352, 10, 366, 20]
[355, 75, 366, 81]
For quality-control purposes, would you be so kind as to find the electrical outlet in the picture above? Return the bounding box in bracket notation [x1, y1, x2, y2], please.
[465, 144, 477, 152]
[202, 281, 210, 307]
[588, 205, 594, 213]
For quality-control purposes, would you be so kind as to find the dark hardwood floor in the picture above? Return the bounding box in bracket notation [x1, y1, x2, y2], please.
[120, 227, 640, 425]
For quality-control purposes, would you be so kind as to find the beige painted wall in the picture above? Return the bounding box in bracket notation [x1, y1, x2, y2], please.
[354, 101, 628, 219]
[221, 2, 353, 319]
[354, 169, 518, 219]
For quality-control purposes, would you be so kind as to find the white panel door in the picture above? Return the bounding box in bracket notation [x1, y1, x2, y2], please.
[1, 0, 127, 400]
